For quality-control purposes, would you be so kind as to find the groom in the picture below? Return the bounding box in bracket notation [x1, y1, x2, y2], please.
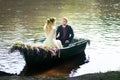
[56, 17, 74, 47]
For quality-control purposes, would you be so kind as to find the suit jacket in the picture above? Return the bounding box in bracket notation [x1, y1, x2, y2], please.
[56, 25, 74, 44]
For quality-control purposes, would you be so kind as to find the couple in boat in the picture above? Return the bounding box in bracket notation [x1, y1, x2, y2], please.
[43, 17, 74, 49]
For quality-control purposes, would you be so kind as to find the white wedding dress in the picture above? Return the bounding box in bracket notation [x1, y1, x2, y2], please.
[43, 28, 63, 49]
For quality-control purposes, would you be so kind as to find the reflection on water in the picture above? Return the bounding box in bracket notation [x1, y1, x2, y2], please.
[0, 51, 25, 75]
[73, 50, 120, 77]
[0, 0, 120, 77]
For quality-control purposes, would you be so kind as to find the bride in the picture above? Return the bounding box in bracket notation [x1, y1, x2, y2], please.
[43, 18, 63, 49]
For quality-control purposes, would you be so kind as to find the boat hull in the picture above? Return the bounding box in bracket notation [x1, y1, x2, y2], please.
[22, 38, 89, 68]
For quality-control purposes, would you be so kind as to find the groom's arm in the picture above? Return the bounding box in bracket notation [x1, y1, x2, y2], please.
[56, 26, 60, 39]
[68, 26, 74, 42]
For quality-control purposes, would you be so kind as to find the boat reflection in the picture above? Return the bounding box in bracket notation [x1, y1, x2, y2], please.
[22, 52, 87, 78]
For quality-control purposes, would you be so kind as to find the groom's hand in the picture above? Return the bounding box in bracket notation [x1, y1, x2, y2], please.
[65, 40, 69, 43]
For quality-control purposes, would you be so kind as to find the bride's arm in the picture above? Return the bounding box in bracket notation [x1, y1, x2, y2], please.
[53, 28, 56, 39]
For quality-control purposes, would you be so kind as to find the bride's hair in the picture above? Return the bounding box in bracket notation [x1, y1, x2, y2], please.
[44, 17, 56, 36]
[46, 17, 56, 25]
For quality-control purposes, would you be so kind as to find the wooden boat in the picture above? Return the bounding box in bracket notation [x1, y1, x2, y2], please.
[9, 38, 90, 68]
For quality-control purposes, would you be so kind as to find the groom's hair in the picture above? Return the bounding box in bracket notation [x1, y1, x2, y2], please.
[63, 17, 68, 23]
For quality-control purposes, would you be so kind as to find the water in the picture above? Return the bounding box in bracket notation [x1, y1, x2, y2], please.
[0, 0, 120, 77]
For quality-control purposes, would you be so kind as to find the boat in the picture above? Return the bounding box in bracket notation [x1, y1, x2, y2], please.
[9, 38, 90, 68]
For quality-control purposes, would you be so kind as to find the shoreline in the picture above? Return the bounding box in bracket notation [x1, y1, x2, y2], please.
[0, 71, 120, 80]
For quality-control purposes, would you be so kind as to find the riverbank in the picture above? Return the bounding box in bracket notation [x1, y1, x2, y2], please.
[0, 71, 120, 80]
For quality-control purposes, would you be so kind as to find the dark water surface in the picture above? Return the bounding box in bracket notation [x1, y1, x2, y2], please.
[0, 0, 120, 78]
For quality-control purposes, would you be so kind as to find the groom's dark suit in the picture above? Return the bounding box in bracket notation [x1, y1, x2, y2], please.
[56, 25, 74, 47]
